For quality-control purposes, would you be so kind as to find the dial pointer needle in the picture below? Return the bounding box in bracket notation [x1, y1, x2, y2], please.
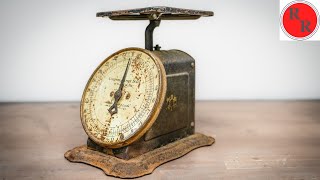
[108, 59, 131, 116]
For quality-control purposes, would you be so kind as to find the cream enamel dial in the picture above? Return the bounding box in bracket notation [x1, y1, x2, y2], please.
[81, 48, 166, 148]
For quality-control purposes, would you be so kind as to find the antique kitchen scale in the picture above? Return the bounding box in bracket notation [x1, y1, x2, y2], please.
[65, 6, 214, 178]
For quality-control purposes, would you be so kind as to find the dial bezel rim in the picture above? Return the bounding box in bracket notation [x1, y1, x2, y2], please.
[80, 47, 167, 148]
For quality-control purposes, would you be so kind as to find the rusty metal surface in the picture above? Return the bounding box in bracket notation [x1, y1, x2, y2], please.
[96, 6, 213, 20]
[148, 50, 196, 139]
[86, 50, 196, 160]
[65, 133, 214, 178]
[80, 48, 167, 149]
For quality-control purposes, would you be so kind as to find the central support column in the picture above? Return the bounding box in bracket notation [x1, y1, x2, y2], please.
[145, 20, 161, 51]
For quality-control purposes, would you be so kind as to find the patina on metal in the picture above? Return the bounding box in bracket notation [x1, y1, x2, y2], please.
[65, 133, 214, 178]
[96, 6, 213, 20]
[97, 6, 213, 51]
[86, 49, 196, 160]
[145, 20, 160, 50]
[65, 6, 214, 178]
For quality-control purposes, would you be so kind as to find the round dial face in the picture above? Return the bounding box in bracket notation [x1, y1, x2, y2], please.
[81, 48, 166, 148]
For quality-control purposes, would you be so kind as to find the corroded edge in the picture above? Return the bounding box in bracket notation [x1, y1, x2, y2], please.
[79, 47, 167, 149]
[96, 6, 213, 20]
[64, 133, 215, 178]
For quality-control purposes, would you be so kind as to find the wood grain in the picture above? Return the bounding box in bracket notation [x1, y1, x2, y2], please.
[1, 101, 320, 179]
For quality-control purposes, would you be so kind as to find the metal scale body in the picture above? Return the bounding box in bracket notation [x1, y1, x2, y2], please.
[65, 6, 214, 178]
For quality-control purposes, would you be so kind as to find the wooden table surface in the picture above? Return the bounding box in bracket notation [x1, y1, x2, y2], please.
[1, 101, 320, 179]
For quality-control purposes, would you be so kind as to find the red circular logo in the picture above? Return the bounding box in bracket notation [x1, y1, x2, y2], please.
[280, 1, 319, 40]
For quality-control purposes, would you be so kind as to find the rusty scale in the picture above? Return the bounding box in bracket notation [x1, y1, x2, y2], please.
[65, 6, 215, 178]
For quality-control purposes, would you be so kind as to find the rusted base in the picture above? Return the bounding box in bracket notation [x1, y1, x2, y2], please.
[64, 133, 214, 178]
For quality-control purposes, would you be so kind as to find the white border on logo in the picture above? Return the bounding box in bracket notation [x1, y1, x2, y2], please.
[280, 0, 319, 41]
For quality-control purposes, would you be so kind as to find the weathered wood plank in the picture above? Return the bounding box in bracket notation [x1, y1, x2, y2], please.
[1, 101, 320, 179]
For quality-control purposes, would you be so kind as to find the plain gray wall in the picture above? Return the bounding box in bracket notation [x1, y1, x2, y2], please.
[1, 0, 320, 102]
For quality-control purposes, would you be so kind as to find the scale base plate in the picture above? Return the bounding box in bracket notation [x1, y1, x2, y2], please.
[64, 133, 214, 178]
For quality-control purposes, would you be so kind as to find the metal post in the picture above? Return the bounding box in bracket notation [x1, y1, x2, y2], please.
[145, 20, 161, 51]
